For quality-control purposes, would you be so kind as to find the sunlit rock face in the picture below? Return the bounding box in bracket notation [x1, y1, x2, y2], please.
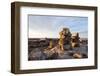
[58, 28, 72, 51]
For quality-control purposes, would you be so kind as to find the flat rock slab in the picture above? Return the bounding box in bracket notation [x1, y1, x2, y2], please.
[28, 45, 88, 60]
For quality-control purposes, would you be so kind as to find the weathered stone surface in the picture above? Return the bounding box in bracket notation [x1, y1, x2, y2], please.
[44, 45, 64, 59]
[64, 44, 71, 50]
[58, 28, 71, 51]
[28, 28, 88, 60]
[71, 33, 80, 48]
[28, 48, 45, 60]
[73, 52, 82, 58]
[28, 44, 88, 60]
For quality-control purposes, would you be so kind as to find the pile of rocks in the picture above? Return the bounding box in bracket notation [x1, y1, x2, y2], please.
[58, 28, 72, 51]
[43, 28, 81, 59]
[71, 33, 80, 48]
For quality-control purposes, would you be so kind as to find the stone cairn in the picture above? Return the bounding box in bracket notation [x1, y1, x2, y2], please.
[58, 28, 72, 51]
[44, 27, 82, 59]
[71, 32, 80, 48]
[44, 28, 75, 57]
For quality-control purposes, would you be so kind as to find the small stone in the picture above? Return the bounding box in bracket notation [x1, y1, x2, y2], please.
[73, 53, 82, 58]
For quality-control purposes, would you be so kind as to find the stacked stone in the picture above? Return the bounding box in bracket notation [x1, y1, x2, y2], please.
[62, 28, 71, 45]
[71, 33, 80, 48]
[58, 28, 72, 50]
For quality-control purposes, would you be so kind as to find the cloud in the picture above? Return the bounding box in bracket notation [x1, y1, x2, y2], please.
[28, 15, 88, 38]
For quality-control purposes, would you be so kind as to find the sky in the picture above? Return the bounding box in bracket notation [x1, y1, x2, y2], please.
[28, 15, 88, 38]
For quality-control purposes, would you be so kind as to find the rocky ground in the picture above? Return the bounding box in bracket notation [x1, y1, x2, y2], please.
[28, 43, 88, 60]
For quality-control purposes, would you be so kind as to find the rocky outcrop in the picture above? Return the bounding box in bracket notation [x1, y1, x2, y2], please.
[28, 27, 88, 60]
[71, 33, 80, 48]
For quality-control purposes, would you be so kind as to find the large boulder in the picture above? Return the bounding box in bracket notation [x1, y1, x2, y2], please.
[44, 45, 64, 59]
